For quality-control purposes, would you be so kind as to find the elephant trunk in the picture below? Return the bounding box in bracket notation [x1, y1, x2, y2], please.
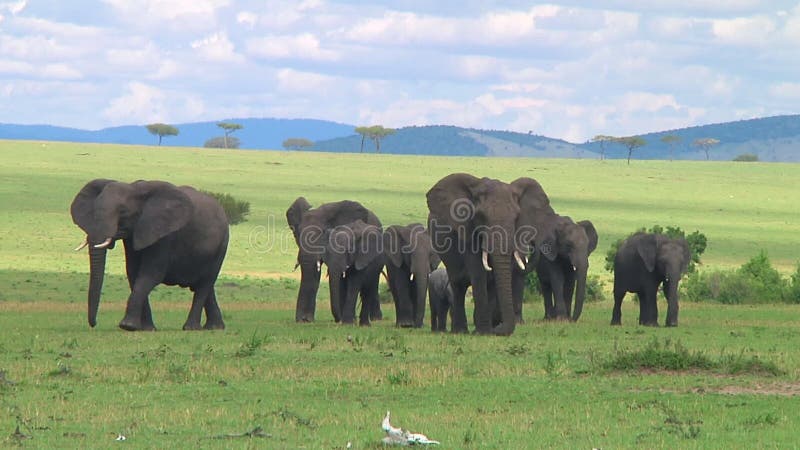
[571, 265, 588, 322]
[413, 271, 428, 327]
[87, 245, 107, 327]
[491, 256, 515, 336]
[664, 273, 680, 326]
[328, 273, 343, 323]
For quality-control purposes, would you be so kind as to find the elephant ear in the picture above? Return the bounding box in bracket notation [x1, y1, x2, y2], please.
[510, 177, 558, 261]
[354, 223, 383, 271]
[426, 173, 482, 241]
[133, 184, 194, 250]
[578, 220, 598, 254]
[70, 179, 116, 232]
[286, 197, 312, 243]
[636, 234, 658, 273]
[383, 226, 404, 267]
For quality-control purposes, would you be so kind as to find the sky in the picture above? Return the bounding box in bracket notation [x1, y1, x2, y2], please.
[1, 1, 799, 143]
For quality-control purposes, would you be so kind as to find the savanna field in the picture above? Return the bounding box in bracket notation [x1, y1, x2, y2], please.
[1, 140, 800, 448]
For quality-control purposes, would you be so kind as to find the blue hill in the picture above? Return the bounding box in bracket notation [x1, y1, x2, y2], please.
[0, 118, 355, 150]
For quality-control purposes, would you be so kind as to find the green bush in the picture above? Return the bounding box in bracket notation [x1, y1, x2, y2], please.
[201, 190, 250, 225]
[683, 251, 794, 304]
[605, 225, 707, 273]
[733, 153, 759, 162]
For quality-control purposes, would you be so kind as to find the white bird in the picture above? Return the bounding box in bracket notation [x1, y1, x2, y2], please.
[381, 411, 440, 446]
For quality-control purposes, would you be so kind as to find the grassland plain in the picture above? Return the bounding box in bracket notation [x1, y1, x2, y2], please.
[1, 140, 799, 448]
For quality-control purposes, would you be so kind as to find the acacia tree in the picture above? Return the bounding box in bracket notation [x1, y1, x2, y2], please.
[217, 122, 243, 149]
[366, 125, 395, 153]
[615, 136, 647, 165]
[145, 123, 179, 146]
[204, 136, 241, 149]
[693, 137, 720, 161]
[660, 134, 681, 161]
[590, 135, 616, 160]
[355, 126, 370, 153]
[282, 138, 313, 151]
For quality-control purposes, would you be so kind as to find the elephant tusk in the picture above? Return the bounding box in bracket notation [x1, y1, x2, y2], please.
[572, 265, 577, 272]
[409, 273, 414, 281]
[514, 251, 526, 270]
[482, 251, 492, 272]
[74, 239, 88, 251]
[316, 260, 322, 272]
[93, 238, 112, 249]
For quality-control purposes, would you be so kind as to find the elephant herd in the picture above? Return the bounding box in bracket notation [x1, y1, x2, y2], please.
[70, 174, 692, 335]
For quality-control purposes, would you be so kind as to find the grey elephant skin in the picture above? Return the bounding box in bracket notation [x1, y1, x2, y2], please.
[70, 179, 229, 331]
[611, 232, 690, 327]
[427, 268, 454, 332]
[286, 197, 383, 324]
[383, 224, 440, 328]
[536, 216, 598, 322]
[427, 173, 557, 336]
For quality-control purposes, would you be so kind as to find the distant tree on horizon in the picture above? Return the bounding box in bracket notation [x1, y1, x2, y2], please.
[145, 123, 178, 146]
[693, 137, 720, 161]
[217, 122, 243, 149]
[355, 125, 395, 153]
[282, 138, 314, 151]
[204, 136, 240, 149]
[660, 134, 681, 161]
[615, 136, 647, 165]
[590, 135, 616, 160]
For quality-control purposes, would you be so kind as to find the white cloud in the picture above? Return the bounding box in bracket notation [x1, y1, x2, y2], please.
[712, 15, 777, 45]
[102, 81, 206, 125]
[101, 0, 230, 31]
[275, 68, 336, 93]
[191, 32, 244, 63]
[246, 33, 339, 61]
[769, 82, 800, 99]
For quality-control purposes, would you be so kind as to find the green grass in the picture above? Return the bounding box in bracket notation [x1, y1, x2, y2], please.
[1, 140, 800, 448]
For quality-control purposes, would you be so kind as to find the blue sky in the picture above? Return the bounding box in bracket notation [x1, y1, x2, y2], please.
[1, 0, 799, 142]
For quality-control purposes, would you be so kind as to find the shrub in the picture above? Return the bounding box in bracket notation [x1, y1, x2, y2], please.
[733, 153, 759, 162]
[605, 225, 707, 273]
[683, 251, 792, 304]
[201, 190, 250, 225]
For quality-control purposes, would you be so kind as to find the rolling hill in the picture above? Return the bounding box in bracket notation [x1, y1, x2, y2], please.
[2, 114, 799, 161]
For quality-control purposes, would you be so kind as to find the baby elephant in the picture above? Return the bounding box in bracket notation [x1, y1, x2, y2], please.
[611, 232, 691, 327]
[428, 268, 454, 332]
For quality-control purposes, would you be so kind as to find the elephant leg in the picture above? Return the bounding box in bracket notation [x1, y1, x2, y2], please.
[412, 278, 427, 328]
[391, 267, 414, 327]
[360, 271, 380, 326]
[664, 281, 679, 327]
[551, 273, 568, 319]
[120, 276, 161, 331]
[639, 286, 659, 327]
[203, 288, 225, 330]
[429, 291, 440, 331]
[541, 282, 555, 320]
[184, 284, 210, 330]
[449, 281, 469, 334]
[141, 297, 156, 331]
[610, 284, 625, 325]
[329, 276, 343, 322]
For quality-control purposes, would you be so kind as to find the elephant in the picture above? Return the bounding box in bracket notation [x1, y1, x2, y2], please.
[323, 220, 384, 325]
[428, 268, 454, 332]
[611, 232, 691, 327]
[383, 223, 441, 328]
[70, 179, 229, 331]
[536, 216, 598, 321]
[427, 173, 557, 336]
[286, 197, 383, 323]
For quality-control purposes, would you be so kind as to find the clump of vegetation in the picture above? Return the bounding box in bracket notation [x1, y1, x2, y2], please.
[605, 225, 707, 273]
[523, 273, 605, 302]
[202, 190, 250, 225]
[733, 153, 759, 162]
[604, 338, 783, 375]
[204, 136, 241, 149]
[684, 251, 800, 304]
